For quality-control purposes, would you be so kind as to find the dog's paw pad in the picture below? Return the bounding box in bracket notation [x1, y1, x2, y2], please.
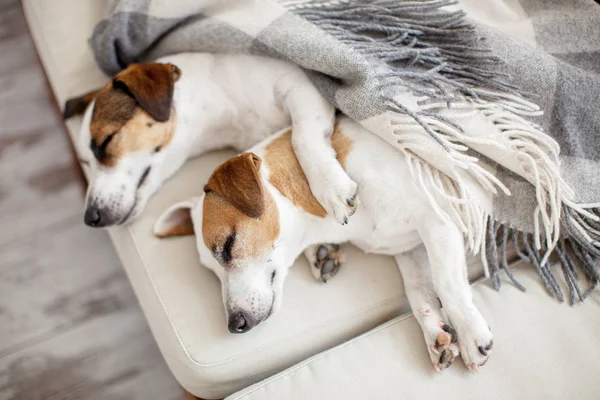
[441, 323, 458, 342]
[433, 348, 456, 372]
[427, 323, 459, 371]
[311, 244, 342, 283]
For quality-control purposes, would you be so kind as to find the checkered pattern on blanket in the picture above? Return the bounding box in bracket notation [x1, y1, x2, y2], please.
[89, 0, 600, 302]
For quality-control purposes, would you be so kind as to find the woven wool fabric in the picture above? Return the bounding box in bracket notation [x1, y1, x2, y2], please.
[89, 0, 600, 303]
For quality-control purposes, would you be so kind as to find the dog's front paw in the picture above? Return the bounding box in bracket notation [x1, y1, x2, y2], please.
[456, 313, 494, 372]
[304, 244, 343, 283]
[312, 170, 358, 225]
[426, 321, 460, 372]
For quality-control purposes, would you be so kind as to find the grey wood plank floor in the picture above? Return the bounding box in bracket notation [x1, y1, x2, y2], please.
[0, 1, 182, 399]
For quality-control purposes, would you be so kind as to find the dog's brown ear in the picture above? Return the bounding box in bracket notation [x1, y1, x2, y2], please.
[154, 198, 199, 238]
[63, 89, 100, 119]
[112, 63, 181, 122]
[204, 152, 264, 218]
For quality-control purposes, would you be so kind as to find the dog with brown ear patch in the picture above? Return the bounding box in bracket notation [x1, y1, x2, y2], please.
[155, 116, 496, 372]
[65, 53, 356, 278]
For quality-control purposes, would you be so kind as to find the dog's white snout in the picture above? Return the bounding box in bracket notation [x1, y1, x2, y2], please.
[84, 197, 131, 227]
[85, 169, 139, 227]
[224, 268, 275, 331]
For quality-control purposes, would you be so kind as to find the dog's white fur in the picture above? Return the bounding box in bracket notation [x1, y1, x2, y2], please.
[78, 53, 357, 226]
[156, 116, 495, 372]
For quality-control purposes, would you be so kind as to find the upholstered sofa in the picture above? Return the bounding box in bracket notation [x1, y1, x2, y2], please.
[23, 0, 600, 398]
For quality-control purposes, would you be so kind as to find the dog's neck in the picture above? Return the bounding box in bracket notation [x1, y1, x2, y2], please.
[159, 72, 236, 180]
[170, 74, 222, 155]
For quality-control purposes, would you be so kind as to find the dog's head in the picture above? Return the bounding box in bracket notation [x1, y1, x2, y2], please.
[64, 62, 181, 227]
[154, 153, 289, 334]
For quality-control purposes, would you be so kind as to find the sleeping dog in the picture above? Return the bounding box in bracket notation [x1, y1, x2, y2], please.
[64, 53, 356, 280]
[154, 116, 495, 373]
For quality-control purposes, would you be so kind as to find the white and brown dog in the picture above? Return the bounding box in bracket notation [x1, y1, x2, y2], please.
[154, 116, 495, 373]
[64, 52, 357, 279]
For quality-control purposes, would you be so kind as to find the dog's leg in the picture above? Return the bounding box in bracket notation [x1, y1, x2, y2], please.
[395, 247, 459, 372]
[280, 80, 358, 224]
[418, 219, 493, 372]
[304, 244, 343, 283]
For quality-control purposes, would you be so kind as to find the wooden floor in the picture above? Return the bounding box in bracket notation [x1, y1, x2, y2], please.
[0, 1, 182, 398]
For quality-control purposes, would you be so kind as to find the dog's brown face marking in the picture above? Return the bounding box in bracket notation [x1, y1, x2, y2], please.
[264, 131, 328, 218]
[88, 63, 181, 166]
[202, 153, 280, 268]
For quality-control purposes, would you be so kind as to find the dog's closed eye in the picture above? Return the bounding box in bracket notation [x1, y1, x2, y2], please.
[90, 132, 116, 161]
[221, 233, 236, 263]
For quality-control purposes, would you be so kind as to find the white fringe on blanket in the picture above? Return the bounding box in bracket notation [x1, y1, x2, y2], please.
[293, 0, 600, 302]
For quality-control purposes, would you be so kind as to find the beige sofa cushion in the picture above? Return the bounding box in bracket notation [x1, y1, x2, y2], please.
[228, 265, 600, 400]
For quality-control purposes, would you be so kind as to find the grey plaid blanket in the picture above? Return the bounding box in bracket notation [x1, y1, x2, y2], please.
[90, 0, 600, 303]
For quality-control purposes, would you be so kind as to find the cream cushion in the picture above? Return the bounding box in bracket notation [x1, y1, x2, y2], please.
[228, 265, 600, 400]
[23, 0, 487, 398]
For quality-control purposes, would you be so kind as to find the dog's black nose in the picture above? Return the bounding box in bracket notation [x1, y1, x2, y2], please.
[228, 312, 251, 334]
[84, 206, 103, 227]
